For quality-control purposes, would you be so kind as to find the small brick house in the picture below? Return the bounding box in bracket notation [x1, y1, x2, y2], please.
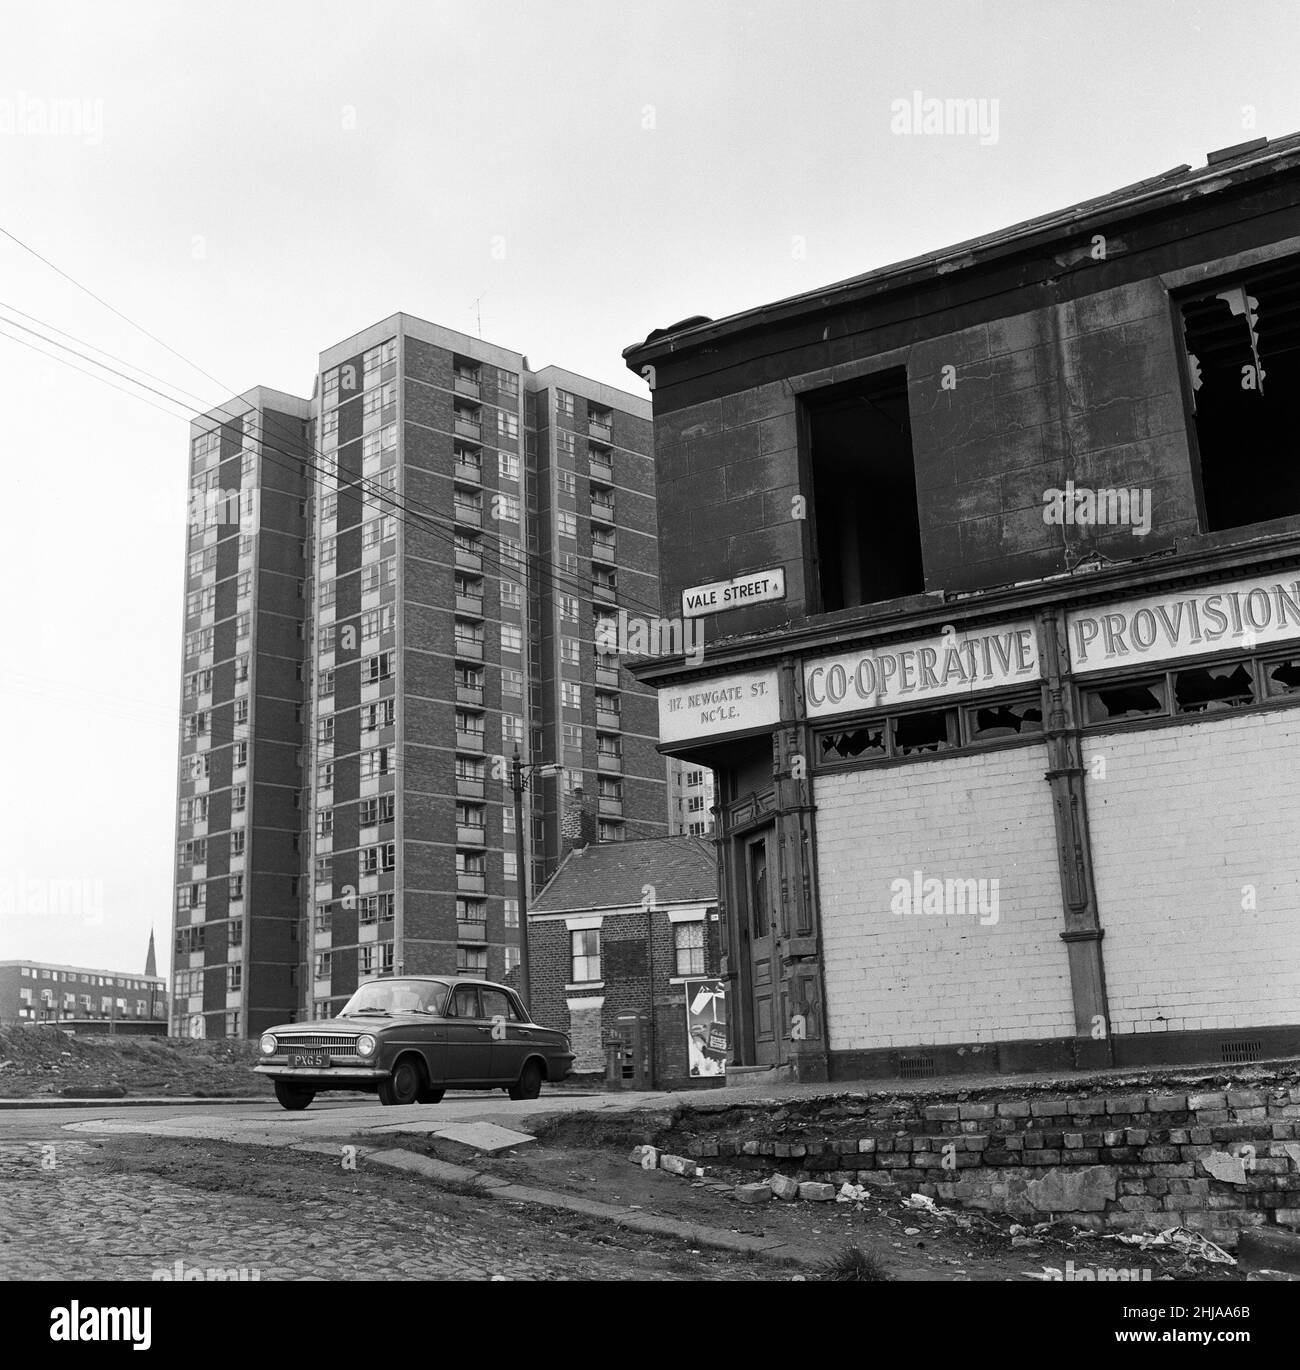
[527, 834, 723, 1089]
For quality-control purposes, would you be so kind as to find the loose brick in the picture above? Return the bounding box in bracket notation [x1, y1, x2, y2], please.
[734, 1183, 772, 1204]
[1187, 1092, 1227, 1111]
[857, 1138, 877, 1154]
[960, 1103, 996, 1121]
[1227, 1090, 1266, 1109]
[770, 1173, 800, 1201]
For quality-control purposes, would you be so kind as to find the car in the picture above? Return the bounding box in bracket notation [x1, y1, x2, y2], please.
[255, 976, 574, 1111]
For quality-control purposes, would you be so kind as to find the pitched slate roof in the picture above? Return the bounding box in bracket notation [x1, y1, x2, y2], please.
[529, 835, 717, 915]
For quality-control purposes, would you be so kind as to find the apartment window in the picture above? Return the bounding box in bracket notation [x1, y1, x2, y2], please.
[320, 624, 337, 653]
[496, 493, 520, 523]
[228, 965, 242, 992]
[230, 828, 245, 856]
[317, 808, 333, 838]
[503, 714, 524, 745]
[321, 535, 337, 566]
[557, 510, 578, 540]
[379, 942, 394, 973]
[318, 762, 334, 790]
[364, 651, 394, 682]
[563, 723, 583, 751]
[562, 681, 581, 709]
[498, 411, 519, 441]
[558, 593, 579, 621]
[231, 785, 247, 812]
[804, 368, 922, 610]
[571, 929, 600, 983]
[560, 637, 579, 666]
[557, 430, 576, 459]
[236, 612, 250, 639]
[557, 390, 575, 418]
[502, 668, 523, 697]
[360, 793, 395, 826]
[361, 606, 393, 641]
[317, 716, 335, 746]
[1181, 262, 1300, 531]
[229, 918, 244, 948]
[598, 820, 624, 842]
[319, 580, 336, 609]
[318, 668, 335, 698]
[501, 623, 523, 653]
[499, 536, 523, 570]
[557, 470, 577, 497]
[501, 578, 521, 609]
[674, 921, 706, 976]
[314, 953, 332, 980]
[232, 741, 247, 769]
[229, 874, 244, 901]
[364, 698, 395, 731]
[361, 747, 393, 780]
[499, 451, 519, 481]
[687, 795, 705, 813]
[361, 842, 395, 874]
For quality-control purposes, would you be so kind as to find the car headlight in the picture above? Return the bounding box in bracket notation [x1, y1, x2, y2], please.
[259, 1034, 278, 1056]
[355, 1034, 377, 1058]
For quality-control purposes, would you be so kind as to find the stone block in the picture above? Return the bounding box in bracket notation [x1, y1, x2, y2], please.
[924, 1105, 960, 1122]
[659, 1153, 695, 1176]
[1199, 1150, 1248, 1184]
[1227, 1090, 1267, 1109]
[997, 1101, 1031, 1118]
[857, 1138, 877, 1153]
[734, 1183, 772, 1204]
[1025, 1166, 1117, 1213]
[770, 1173, 801, 1201]
[1187, 1092, 1227, 1111]
[1148, 1095, 1188, 1113]
[799, 1181, 836, 1201]
[1105, 1096, 1147, 1115]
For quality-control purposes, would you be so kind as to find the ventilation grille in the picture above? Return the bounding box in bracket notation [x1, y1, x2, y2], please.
[1221, 1039, 1263, 1064]
[898, 1055, 936, 1080]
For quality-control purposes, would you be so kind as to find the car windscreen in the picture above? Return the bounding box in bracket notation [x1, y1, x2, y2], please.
[339, 980, 448, 1016]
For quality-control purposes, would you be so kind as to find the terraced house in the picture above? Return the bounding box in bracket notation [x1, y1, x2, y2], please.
[624, 134, 1300, 1082]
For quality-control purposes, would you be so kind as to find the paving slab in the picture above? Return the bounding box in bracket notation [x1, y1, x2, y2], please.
[428, 1121, 536, 1154]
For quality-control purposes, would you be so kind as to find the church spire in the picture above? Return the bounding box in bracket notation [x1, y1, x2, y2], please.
[145, 927, 157, 979]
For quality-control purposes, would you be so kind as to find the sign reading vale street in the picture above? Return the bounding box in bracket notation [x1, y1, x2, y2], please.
[682, 568, 785, 618]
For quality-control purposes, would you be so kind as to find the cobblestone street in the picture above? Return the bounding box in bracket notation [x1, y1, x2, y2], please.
[0, 1138, 762, 1282]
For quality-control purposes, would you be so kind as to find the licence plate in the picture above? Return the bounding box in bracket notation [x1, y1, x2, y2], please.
[287, 1050, 330, 1069]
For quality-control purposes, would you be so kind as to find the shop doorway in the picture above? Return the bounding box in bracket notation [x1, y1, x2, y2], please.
[739, 827, 779, 1065]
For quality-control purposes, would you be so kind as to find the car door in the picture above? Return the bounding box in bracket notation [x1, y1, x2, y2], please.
[481, 987, 532, 1083]
[442, 984, 493, 1083]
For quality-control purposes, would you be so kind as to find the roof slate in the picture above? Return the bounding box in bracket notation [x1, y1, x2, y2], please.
[529, 835, 717, 914]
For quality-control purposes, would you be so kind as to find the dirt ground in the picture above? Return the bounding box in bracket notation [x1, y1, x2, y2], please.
[376, 1132, 1244, 1282]
[0, 1026, 272, 1098]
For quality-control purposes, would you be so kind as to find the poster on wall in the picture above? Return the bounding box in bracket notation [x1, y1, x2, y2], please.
[684, 978, 728, 1077]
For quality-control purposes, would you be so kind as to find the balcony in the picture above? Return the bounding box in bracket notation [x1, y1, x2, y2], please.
[455, 728, 486, 753]
[456, 870, 487, 894]
[590, 496, 615, 523]
[455, 543, 483, 572]
[588, 454, 613, 483]
[454, 636, 484, 662]
[456, 775, 486, 800]
[456, 919, 488, 942]
[453, 457, 482, 485]
[597, 751, 622, 774]
[453, 502, 483, 529]
[455, 591, 484, 617]
[456, 823, 486, 846]
[596, 707, 620, 730]
[453, 373, 481, 398]
[456, 682, 484, 706]
[454, 414, 482, 440]
[595, 662, 619, 688]
[591, 539, 616, 565]
[598, 796, 623, 817]
[592, 579, 616, 604]
[588, 418, 612, 441]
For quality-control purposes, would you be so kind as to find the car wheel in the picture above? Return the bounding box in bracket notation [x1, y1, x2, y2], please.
[417, 1086, 445, 1104]
[274, 1082, 315, 1111]
[379, 1056, 423, 1106]
[508, 1059, 543, 1101]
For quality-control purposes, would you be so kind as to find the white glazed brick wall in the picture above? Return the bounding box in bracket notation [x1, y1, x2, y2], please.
[1086, 711, 1300, 1035]
[815, 745, 1073, 1051]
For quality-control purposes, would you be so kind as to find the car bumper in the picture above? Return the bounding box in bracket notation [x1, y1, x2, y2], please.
[256, 1064, 387, 1082]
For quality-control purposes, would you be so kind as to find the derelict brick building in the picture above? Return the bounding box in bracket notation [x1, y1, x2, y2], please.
[624, 134, 1300, 1082]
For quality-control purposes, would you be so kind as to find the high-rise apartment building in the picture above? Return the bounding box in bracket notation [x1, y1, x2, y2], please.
[172, 317, 666, 1036]
[667, 759, 716, 837]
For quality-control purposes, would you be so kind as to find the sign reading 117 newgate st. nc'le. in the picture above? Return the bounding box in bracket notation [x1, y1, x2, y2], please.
[681, 569, 786, 618]
[658, 668, 782, 745]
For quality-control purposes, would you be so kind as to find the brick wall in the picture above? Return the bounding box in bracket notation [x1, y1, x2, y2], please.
[1087, 711, 1300, 1036]
[815, 744, 1073, 1050]
[664, 1080, 1300, 1250]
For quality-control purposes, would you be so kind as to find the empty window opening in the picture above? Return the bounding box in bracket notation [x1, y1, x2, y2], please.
[1083, 677, 1168, 723]
[1181, 259, 1300, 531]
[1173, 661, 1254, 714]
[805, 369, 923, 611]
[819, 725, 886, 761]
[1265, 655, 1300, 697]
[965, 699, 1044, 741]
[892, 708, 953, 756]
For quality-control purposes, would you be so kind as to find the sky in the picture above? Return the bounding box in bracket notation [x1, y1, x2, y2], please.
[1, 0, 1298, 978]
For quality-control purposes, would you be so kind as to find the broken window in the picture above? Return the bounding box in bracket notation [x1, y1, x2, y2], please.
[1082, 677, 1168, 724]
[1173, 660, 1255, 714]
[964, 698, 1044, 741]
[804, 369, 923, 611]
[1181, 259, 1300, 532]
[1264, 655, 1300, 698]
[819, 725, 886, 761]
[892, 708, 954, 756]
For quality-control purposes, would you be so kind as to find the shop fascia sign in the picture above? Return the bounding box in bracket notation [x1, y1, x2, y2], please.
[681, 568, 785, 618]
[658, 667, 781, 745]
[1066, 572, 1300, 675]
[803, 619, 1041, 720]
